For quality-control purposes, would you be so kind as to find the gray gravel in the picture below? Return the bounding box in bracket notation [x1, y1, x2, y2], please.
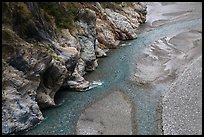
[76, 91, 133, 135]
[162, 56, 202, 135]
[21, 2, 202, 135]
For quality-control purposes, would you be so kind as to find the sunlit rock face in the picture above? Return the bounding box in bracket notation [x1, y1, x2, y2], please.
[2, 2, 146, 134]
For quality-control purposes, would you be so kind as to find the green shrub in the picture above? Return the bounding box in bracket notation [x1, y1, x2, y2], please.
[13, 3, 39, 39]
[2, 2, 13, 26]
[76, 9, 96, 24]
[38, 2, 80, 30]
[2, 2, 38, 40]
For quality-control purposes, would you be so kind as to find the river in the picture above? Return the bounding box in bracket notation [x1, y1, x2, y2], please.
[21, 2, 202, 135]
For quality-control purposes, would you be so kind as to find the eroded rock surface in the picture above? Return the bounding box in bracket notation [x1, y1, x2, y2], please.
[2, 2, 146, 134]
[2, 60, 43, 135]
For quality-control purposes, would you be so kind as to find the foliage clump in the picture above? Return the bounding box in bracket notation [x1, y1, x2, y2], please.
[2, 2, 13, 26]
[2, 2, 39, 40]
[38, 2, 80, 29]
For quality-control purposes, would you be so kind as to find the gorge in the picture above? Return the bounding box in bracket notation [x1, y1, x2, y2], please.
[2, 2, 202, 135]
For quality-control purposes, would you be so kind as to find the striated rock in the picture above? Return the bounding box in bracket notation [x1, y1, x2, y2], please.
[133, 2, 147, 23]
[75, 58, 86, 76]
[96, 18, 120, 48]
[59, 29, 81, 50]
[79, 36, 96, 61]
[66, 80, 90, 91]
[62, 59, 90, 91]
[76, 8, 98, 71]
[36, 60, 68, 108]
[2, 27, 80, 133]
[3, 28, 67, 109]
[2, 61, 43, 135]
[95, 39, 107, 57]
[2, 2, 147, 134]
[105, 9, 138, 40]
[120, 7, 140, 29]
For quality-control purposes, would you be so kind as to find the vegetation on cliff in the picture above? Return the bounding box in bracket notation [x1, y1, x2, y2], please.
[38, 2, 80, 29]
[2, 2, 147, 135]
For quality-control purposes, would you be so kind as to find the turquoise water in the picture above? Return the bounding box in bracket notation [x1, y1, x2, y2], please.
[20, 18, 201, 135]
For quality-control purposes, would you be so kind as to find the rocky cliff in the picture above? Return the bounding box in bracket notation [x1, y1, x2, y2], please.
[2, 2, 146, 135]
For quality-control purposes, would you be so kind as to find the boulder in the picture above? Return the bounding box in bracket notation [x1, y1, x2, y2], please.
[96, 18, 120, 48]
[95, 39, 107, 57]
[105, 9, 138, 40]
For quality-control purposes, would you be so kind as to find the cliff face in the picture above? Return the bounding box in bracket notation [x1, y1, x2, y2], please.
[2, 2, 146, 135]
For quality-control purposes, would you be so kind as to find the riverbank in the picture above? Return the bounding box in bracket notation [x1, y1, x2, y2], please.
[21, 2, 201, 134]
[133, 2, 202, 135]
[3, 2, 202, 135]
[2, 2, 147, 135]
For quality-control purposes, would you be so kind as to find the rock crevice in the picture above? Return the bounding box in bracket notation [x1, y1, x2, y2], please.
[2, 2, 147, 135]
